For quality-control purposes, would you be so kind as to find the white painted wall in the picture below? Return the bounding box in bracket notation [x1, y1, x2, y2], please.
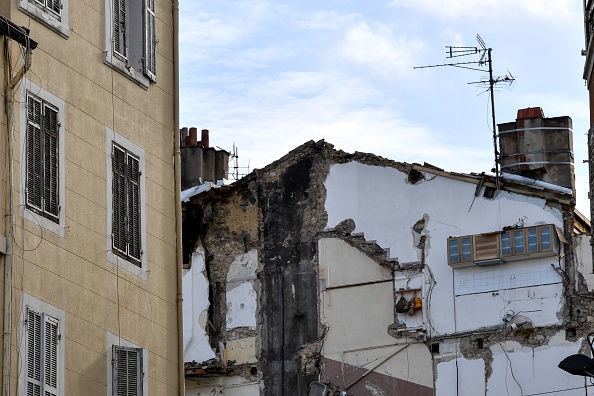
[183, 247, 216, 363]
[324, 161, 566, 336]
[436, 333, 585, 396]
[226, 249, 258, 330]
[319, 238, 434, 389]
[185, 377, 260, 396]
[575, 234, 594, 291]
[486, 334, 584, 395]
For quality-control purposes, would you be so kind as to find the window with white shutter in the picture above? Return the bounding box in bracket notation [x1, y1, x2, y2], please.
[18, 0, 69, 37]
[25, 307, 60, 396]
[112, 346, 143, 396]
[112, 143, 142, 266]
[105, 0, 157, 86]
[144, 0, 157, 81]
[25, 92, 60, 224]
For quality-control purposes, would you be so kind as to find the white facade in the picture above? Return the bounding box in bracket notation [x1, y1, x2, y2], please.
[321, 161, 585, 395]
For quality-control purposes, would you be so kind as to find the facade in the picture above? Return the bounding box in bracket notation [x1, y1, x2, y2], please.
[182, 110, 594, 395]
[1, 0, 183, 395]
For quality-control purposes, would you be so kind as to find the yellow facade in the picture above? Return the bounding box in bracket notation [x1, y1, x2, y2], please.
[1, 0, 180, 394]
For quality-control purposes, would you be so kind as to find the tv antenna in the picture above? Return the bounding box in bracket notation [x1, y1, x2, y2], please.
[414, 34, 515, 184]
[229, 143, 250, 181]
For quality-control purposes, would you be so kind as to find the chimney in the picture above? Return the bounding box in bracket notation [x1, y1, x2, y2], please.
[498, 107, 574, 190]
[201, 129, 209, 148]
[187, 127, 198, 147]
[180, 127, 188, 148]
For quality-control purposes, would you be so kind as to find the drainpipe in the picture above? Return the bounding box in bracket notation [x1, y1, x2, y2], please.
[4, 47, 32, 396]
[172, 0, 185, 395]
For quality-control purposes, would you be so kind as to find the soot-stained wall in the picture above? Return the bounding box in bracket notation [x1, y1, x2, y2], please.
[258, 156, 320, 395]
[183, 141, 331, 395]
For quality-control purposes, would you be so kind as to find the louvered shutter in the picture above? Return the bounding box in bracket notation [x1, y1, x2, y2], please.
[27, 309, 42, 396]
[127, 154, 141, 263]
[113, 0, 127, 59]
[113, 145, 128, 255]
[46, 0, 61, 17]
[43, 104, 59, 220]
[44, 317, 59, 396]
[113, 346, 142, 396]
[144, 0, 156, 80]
[27, 95, 43, 212]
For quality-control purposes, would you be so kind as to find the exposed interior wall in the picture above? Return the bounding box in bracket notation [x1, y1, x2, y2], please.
[324, 161, 566, 336]
[183, 142, 588, 395]
[435, 333, 584, 396]
[183, 246, 216, 363]
[319, 237, 433, 394]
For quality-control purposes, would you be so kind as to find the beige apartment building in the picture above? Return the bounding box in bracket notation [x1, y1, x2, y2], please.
[0, 0, 183, 395]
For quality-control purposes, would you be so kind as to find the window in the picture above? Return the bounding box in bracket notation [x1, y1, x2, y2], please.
[448, 224, 560, 268]
[25, 92, 60, 223]
[18, 0, 70, 37]
[104, 0, 157, 87]
[112, 143, 141, 265]
[448, 236, 473, 264]
[107, 333, 148, 396]
[26, 308, 59, 396]
[106, 129, 147, 277]
[112, 346, 143, 396]
[20, 80, 66, 237]
[19, 294, 65, 396]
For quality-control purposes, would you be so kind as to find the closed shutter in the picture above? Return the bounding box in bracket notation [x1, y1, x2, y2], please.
[27, 95, 43, 212]
[112, 144, 142, 266]
[44, 317, 59, 396]
[127, 154, 141, 263]
[112, 145, 127, 256]
[46, 0, 61, 17]
[27, 309, 42, 396]
[43, 104, 59, 220]
[144, 0, 156, 80]
[113, 346, 142, 396]
[113, 0, 127, 59]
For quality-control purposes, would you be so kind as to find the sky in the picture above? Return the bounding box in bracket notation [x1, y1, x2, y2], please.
[179, 0, 591, 215]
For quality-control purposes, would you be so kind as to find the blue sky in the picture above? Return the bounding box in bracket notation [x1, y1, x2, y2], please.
[179, 0, 590, 214]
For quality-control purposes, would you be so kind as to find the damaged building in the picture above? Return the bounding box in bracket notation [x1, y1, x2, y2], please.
[181, 108, 594, 396]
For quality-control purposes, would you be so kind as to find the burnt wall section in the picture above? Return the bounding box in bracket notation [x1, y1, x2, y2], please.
[259, 156, 320, 396]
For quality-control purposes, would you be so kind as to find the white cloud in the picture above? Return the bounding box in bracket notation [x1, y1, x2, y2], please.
[339, 22, 425, 77]
[296, 11, 361, 30]
[389, 0, 578, 23]
[180, 70, 493, 176]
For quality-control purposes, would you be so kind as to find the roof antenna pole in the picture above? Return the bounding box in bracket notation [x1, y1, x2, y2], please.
[487, 48, 500, 189]
[414, 34, 515, 190]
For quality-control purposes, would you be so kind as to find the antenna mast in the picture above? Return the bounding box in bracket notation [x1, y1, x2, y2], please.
[229, 143, 251, 181]
[414, 34, 515, 185]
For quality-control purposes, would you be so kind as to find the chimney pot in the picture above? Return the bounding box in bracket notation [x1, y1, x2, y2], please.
[517, 107, 544, 120]
[180, 127, 188, 148]
[188, 127, 198, 147]
[201, 129, 210, 148]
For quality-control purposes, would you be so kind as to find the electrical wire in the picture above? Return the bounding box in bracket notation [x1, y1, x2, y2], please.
[498, 342, 524, 396]
[525, 384, 594, 396]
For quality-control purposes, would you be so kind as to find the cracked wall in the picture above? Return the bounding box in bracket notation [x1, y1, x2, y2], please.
[182, 141, 590, 395]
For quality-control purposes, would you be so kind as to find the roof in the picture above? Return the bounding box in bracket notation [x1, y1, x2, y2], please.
[182, 139, 576, 207]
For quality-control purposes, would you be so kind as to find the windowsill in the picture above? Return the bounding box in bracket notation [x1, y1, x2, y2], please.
[22, 208, 65, 238]
[103, 53, 149, 90]
[18, 0, 70, 39]
[106, 251, 148, 280]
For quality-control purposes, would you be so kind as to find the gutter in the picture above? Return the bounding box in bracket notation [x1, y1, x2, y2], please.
[172, 1, 185, 395]
[3, 40, 32, 396]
